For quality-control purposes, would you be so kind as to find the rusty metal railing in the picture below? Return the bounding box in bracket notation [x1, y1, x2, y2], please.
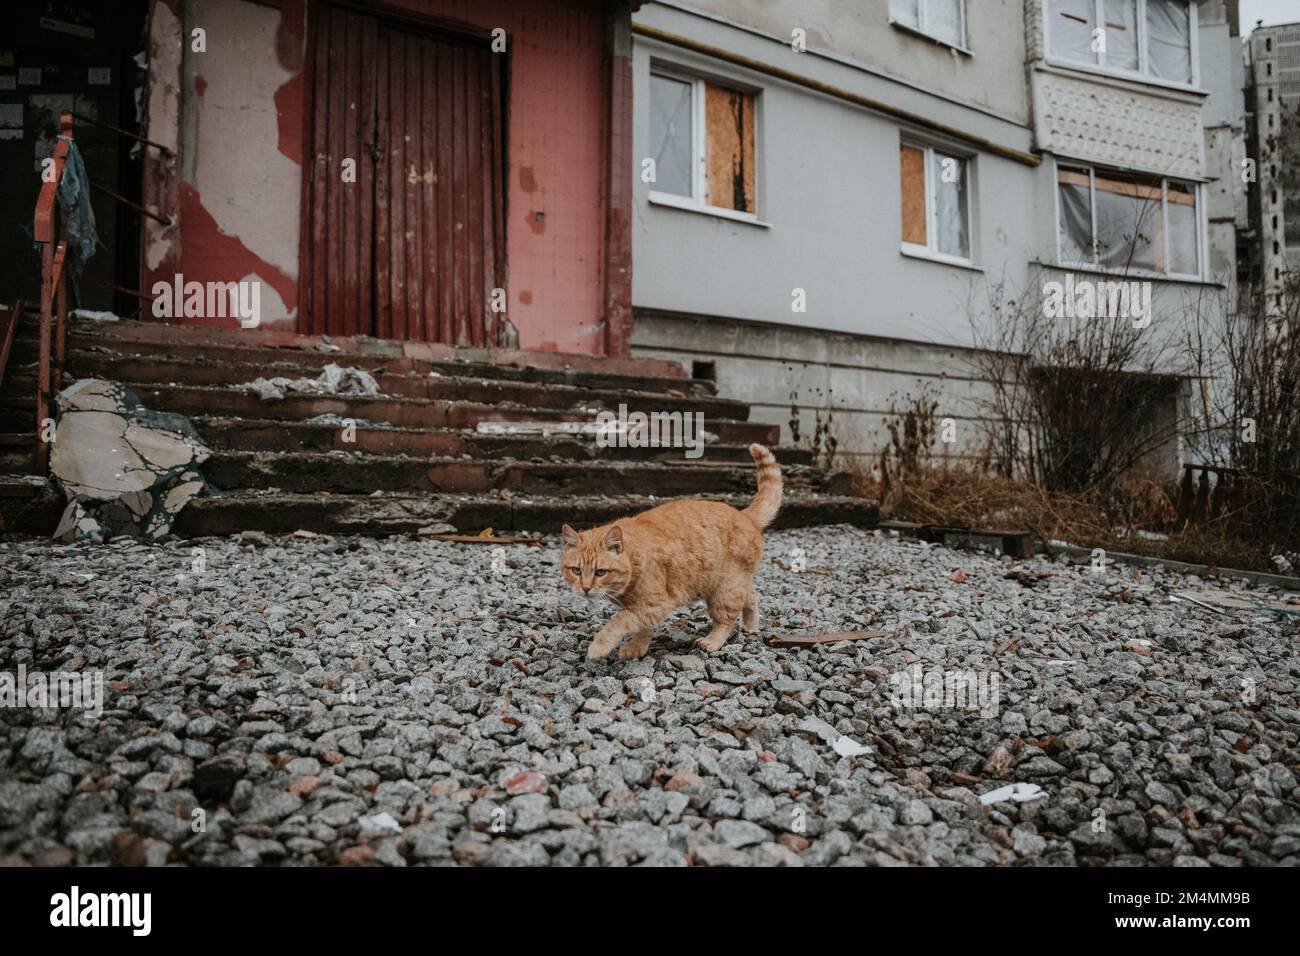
[32, 111, 72, 473]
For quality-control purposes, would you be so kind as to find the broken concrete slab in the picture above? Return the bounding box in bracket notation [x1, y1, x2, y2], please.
[50, 379, 211, 542]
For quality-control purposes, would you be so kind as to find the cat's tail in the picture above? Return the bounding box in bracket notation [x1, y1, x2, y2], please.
[743, 444, 783, 530]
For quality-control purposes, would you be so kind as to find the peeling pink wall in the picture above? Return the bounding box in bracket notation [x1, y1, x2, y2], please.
[150, 0, 610, 351]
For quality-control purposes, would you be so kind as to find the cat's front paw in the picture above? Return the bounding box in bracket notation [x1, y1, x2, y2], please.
[586, 640, 615, 661]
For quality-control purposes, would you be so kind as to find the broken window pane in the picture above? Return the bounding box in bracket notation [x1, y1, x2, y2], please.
[1146, 0, 1192, 83]
[1049, 0, 1097, 63]
[1104, 0, 1139, 71]
[900, 144, 928, 246]
[1058, 166, 1094, 263]
[650, 73, 692, 198]
[933, 151, 968, 258]
[704, 83, 755, 213]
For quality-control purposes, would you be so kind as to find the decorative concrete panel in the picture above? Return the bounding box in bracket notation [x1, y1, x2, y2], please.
[1033, 69, 1204, 178]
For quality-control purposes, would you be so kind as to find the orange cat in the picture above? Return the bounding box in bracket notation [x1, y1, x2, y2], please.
[561, 444, 782, 660]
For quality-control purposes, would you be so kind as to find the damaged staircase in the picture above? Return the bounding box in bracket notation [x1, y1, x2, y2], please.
[0, 315, 877, 538]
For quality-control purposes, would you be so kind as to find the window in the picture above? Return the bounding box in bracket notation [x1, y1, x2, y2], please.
[648, 69, 756, 218]
[900, 142, 971, 262]
[1046, 0, 1194, 85]
[891, 0, 967, 49]
[1057, 164, 1201, 277]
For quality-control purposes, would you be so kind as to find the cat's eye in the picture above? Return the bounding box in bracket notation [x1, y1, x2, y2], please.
[565, 566, 579, 573]
[595, 569, 608, 577]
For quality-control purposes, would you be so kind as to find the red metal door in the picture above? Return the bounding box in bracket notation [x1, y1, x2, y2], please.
[302, 4, 506, 344]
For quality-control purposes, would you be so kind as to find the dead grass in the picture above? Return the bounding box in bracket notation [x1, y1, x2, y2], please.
[845, 459, 1282, 575]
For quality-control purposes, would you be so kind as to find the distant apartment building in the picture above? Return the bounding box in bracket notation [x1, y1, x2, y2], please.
[1242, 18, 1300, 312]
[628, 1, 1242, 471]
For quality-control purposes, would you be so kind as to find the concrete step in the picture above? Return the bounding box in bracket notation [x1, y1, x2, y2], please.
[29, 334, 716, 396]
[191, 416, 814, 465]
[54, 351, 747, 419]
[121, 383, 780, 444]
[169, 490, 878, 537]
[64, 318, 691, 382]
[201, 449, 849, 497]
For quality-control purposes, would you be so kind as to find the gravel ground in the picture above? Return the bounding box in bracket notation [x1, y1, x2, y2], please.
[1, 526, 1298, 867]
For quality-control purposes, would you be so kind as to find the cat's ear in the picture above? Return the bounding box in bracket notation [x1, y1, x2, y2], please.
[604, 525, 623, 554]
[561, 524, 581, 548]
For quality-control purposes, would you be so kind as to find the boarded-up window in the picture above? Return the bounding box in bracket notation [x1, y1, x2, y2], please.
[900, 144, 927, 246]
[648, 69, 758, 217]
[705, 85, 755, 213]
[901, 142, 970, 259]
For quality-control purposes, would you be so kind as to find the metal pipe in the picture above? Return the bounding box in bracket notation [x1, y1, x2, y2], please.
[88, 181, 174, 226]
[70, 111, 176, 158]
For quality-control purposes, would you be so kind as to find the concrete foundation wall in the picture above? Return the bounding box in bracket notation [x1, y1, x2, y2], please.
[630, 310, 998, 468]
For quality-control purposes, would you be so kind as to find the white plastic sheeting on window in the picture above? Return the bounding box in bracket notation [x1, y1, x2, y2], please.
[892, 0, 963, 47]
[1103, 0, 1139, 71]
[1057, 166, 1200, 276]
[1094, 174, 1159, 271]
[890, 0, 921, 30]
[1166, 183, 1198, 275]
[926, 0, 964, 47]
[933, 151, 969, 259]
[1058, 167, 1094, 262]
[649, 74, 693, 198]
[1146, 0, 1192, 83]
[1049, 0, 1097, 63]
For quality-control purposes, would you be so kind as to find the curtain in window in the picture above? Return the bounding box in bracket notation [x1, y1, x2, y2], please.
[1049, 0, 1097, 63]
[1058, 167, 1094, 263]
[1103, 0, 1139, 71]
[933, 151, 968, 258]
[891, 0, 920, 30]
[1094, 173, 1161, 271]
[926, 0, 964, 47]
[1146, 0, 1192, 83]
[649, 74, 692, 198]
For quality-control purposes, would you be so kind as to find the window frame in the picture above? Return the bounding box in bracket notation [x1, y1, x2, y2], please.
[647, 63, 761, 225]
[889, 0, 971, 54]
[1041, 0, 1200, 91]
[900, 138, 976, 268]
[1053, 158, 1204, 281]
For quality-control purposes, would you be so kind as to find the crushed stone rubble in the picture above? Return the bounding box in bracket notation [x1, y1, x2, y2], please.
[1, 526, 1297, 867]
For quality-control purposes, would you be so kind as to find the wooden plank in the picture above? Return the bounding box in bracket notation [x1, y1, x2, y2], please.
[307, 6, 331, 335]
[340, 11, 360, 338]
[900, 144, 927, 246]
[450, 41, 468, 346]
[374, 24, 392, 341]
[420, 33, 437, 344]
[768, 630, 886, 648]
[436, 37, 456, 345]
[704, 84, 755, 212]
[488, 47, 506, 347]
[358, 13, 377, 336]
[464, 40, 486, 346]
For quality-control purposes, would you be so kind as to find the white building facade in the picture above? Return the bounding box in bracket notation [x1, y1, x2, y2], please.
[628, 0, 1242, 470]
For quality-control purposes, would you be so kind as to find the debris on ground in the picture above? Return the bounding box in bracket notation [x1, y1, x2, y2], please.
[49, 378, 209, 543]
[768, 630, 885, 648]
[243, 363, 380, 401]
[2, 526, 1297, 867]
